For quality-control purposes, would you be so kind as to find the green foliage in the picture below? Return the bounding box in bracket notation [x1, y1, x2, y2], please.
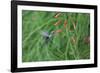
[22, 10, 90, 62]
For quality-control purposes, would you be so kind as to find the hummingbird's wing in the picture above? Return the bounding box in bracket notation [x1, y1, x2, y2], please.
[41, 31, 49, 37]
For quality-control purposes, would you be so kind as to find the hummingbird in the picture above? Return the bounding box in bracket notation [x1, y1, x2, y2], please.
[40, 29, 62, 44]
[41, 31, 54, 43]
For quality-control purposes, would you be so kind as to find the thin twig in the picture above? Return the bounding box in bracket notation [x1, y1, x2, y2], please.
[54, 13, 61, 18]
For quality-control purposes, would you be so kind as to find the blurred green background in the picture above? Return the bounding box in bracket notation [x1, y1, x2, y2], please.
[22, 10, 90, 62]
